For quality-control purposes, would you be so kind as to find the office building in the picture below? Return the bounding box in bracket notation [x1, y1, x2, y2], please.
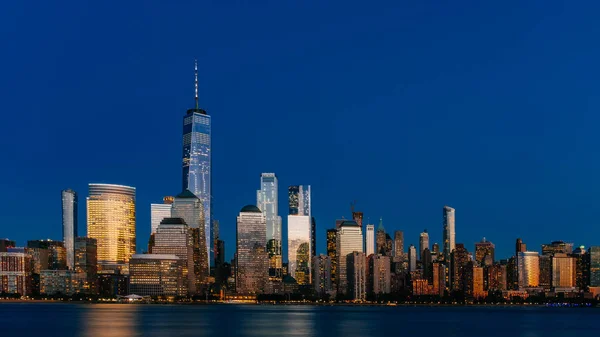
[538, 255, 552, 290]
[488, 263, 507, 291]
[87, 183, 136, 272]
[475, 238, 495, 267]
[150, 203, 172, 234]
[589, 246, 600, 287]
[366, 224, 375, 256]
[376, 218, 387, 256]
[347, 251, 366, 301]
[394, 230, 404, 258]
[313, 254, 332, 295]
[369, 254, 391, 295]
[571, 246, 589, 291]
[172, 190, 208, 287]
[288, 185, 311, 284]
[451, 243, 469, 291]
[336, 221, 363, 294]
[327, 228, 337, 287]
[408, 244, 417, 272]
[74, 237, 97, 294]
[419, 230, 429, 260]
[152, 218, 194, 294]
[432, 262, 446, 296]
[422, 248, 432, 281]
[542, 241, 574, 256]
[236, 205, 268, 294]
[61, 189, 78, 270]
[257, 173, 283, 278]
[182, 61, 212, 266]
[311, 217, 317, 261]
[129, 254, 183, 297]
[27, 240, 67, 270]
[517, 251, 540, 289]
[40, 270, 86, 295]
[552, 253, 575, 289]
[443, 206, 455, 262]
[0, 252, 31, 295]
[470, 264, 485, 298]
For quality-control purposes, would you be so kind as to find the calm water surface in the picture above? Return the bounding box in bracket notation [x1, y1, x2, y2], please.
[0, 303, 597, 336]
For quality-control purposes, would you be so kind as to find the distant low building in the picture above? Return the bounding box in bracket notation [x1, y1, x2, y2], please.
[129, 254, 183, 297]
[40, 270, 86, 296]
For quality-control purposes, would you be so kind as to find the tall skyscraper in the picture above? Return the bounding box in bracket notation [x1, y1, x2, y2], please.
[571, 246, 589, 291]
[236, 205, 268, 294]
[408, 244, 417, 272]
[150, 202, 172, 234]
[61, 189, 78, 270]
[288, 185, 311, 284]
[552, 253, 575, 289]
[376, 218, 390, 256]
[366, 224, 375, 256]
[517, 251, 540, 289]
[368, 254, 391, 295]
[394, 231, 404, 258]
[313, 254, 332, 295]
[327, 228, 337, 287]
[336, 220, 363, 295]
[74, 237, 98, 294]
[588, 246, 600, 287]
[256, 173, 282, 245]
[451, 243, 469, 291]
[419, 229, 429, 260]
[172, 190, 208, 288]
[152, 217, 194, 294]
[442, 206, 455, 263]
[347, 251, 366, 301]
[87, 183, 136, 272]
[182, 60, 212, 265]
[475, 238, 495, 266]
[311, 217, 317, 260]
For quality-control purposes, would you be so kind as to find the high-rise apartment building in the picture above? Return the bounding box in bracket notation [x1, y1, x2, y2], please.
[475, 238, 495, 266]
[150, 203, 172, 234]
[152, 218, 194, 294]
[236, 205, 268, 294]
[327, 228, 337, 287]
[366, 224, 375, 256]
[74, 237, 97, 294]
[432, 262, 446, 296]
[589, 246, 600, 287]
[538, 255, 552, 290]
[419, 230, 429, 260]
[552, 253, 575, 289]
[408, 244, 417, 272]
[443, 206, 455, 262]
[376, 218, 386, 256]
[27, 240, 67, 270]
[87, 183, 136, 272]
[368, 254, 391, 295]
[336, 221, 363, 295]
[172, 190, 208, 287]
[0, 252, 31, 295]
[394, 231, 404, 258]
[129, 254, 183, 297]
[182, 61, 212, 265]
[313, 254, 332, 296]
[488, 263, 507, 291]
[571, 246, 589, 291]
[451, 243, 469, 291]
[61, 189, 78, 270]
[347, 251, 366, 301]
[288, 185, 311, 284]
[517, 251, 540, 289]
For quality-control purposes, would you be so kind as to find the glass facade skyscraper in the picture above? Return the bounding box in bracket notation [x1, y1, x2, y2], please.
[62, 189, 78, 270]
[443, 206, 456, 263]
[288, 185, 312, 284]
[182, 63, 212, 266]
[150, 203, 172, 234]
[153, 217, 194, 294]
[517, 251, 540, 289]
[86, 183, 136, 271]
[257, 173, 282, 279]
[589, 246, 600, 287]
[236, 205, 268, 294]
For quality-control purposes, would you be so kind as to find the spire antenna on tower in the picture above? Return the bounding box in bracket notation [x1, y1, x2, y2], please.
[194, 59, 199, 109]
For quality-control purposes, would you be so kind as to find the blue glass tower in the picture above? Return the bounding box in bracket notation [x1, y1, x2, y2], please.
[182, 60, 212, 263]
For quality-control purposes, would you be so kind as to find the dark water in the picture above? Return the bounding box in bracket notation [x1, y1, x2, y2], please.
[0, 303, 597, 336]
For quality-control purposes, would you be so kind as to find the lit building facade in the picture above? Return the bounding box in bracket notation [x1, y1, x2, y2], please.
[552, 253, 575, 289]
[369, 254, 391, 295]
[538, 255, 552, 290]
[336, 221, 363, 294]
[542, 241, 574, 256]
[288, 185, 311, 284]
[313, 254, 332, 295]
[327, 228, 337, 288]
[150, 203, 172, 234]
[347, 251, 366, 301]
[517, 251, 540, 289]
[27, 240, 67, 270]
[0, 239, 15, 252]
[40, 270, 86, 295]
[182, 65, 212, 266]
[152, 218, 194, 294]
[451, 243, 469, 291]
[408, 244, 417, 272]
[129, 254, 183, 297]
[172, 190, 208, 287]
[443, 206, 456, 263]
[432, 262, 446, 296]
[236, 205, 268, 294]
[74, 237, 98, 294]
[419, 230, 429, 260]
[0, 252, 31, 295]
[571, 246, 589, 290]
[394, 230, 404, 258]
[87, 183, 136, 272]
[475, 238, 495, 266]
[366, 224, 375, 256]
[61, 189, 78, 270]
[376, 218, 387, 256]
[257, 173, 282, 278]
[488, 263, 507, 291]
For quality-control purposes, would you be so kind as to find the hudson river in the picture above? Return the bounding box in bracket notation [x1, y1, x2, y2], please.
[0, 303, 596, 336]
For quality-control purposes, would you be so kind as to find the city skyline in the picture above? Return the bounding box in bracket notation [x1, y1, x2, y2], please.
[3, 2, 600, 265]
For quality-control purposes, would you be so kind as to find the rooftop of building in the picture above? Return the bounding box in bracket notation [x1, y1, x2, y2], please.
[240, 205, 261, 213]
[131, 254, 179, 260]
[176, 189, 198, 199]
[339, 220, 360, 227]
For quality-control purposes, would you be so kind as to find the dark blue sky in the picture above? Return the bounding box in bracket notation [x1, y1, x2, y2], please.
[2, 1, 599, 261]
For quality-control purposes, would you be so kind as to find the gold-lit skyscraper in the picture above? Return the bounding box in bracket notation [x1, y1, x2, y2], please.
[87, 183, 136, 272]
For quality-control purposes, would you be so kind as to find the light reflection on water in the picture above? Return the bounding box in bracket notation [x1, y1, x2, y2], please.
[0, 304, 598, 337]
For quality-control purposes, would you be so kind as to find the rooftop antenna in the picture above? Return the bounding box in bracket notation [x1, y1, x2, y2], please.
[194, 59, 199, 109]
